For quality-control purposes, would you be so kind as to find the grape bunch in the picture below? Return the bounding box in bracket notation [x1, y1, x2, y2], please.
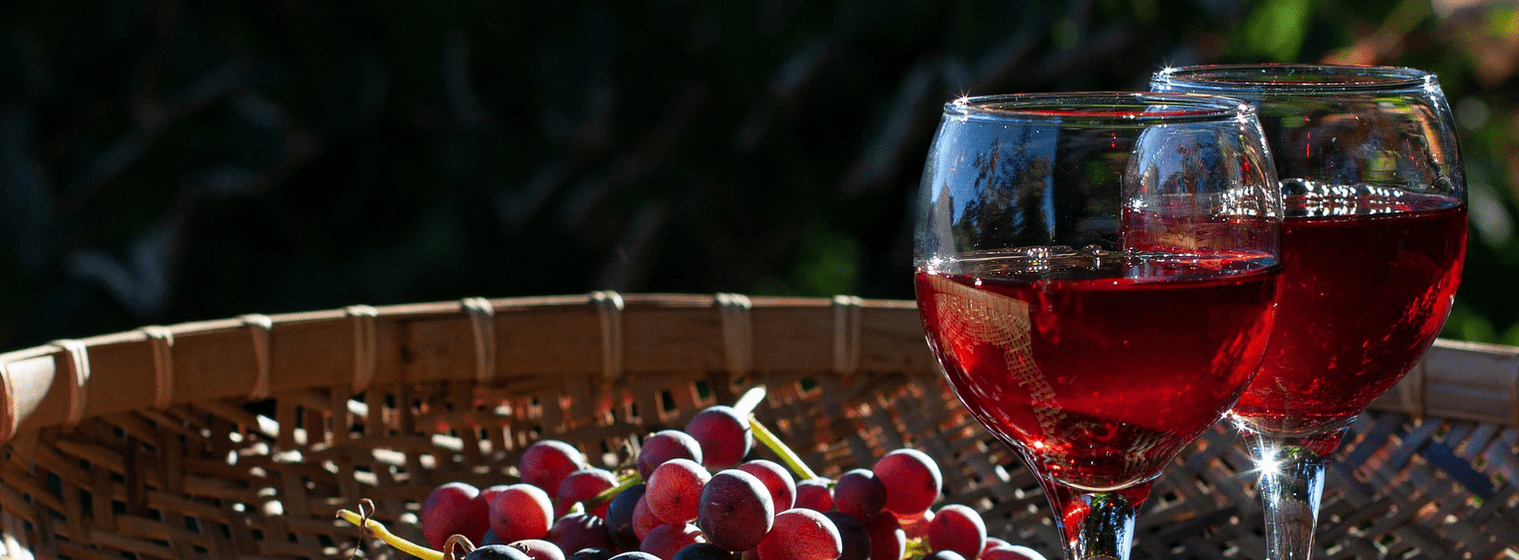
[343, 391, 1046, 560]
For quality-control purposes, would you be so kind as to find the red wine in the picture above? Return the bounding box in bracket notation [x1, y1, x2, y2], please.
[915, 252, 1279, 493]
[1231, 184, 1466, 446]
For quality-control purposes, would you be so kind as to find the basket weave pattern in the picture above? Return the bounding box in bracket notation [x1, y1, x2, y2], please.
[0, 294, 1513, 559]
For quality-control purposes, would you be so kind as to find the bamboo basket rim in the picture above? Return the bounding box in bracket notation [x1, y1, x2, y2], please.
[0, 292, 1515, 445]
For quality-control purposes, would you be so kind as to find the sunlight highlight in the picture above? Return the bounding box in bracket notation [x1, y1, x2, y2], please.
[1252, 445, 1283, 478]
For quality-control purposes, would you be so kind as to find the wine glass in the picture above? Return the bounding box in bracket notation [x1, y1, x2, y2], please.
[1152, 64, 1467, 559]
[913, 92, 1282, 560]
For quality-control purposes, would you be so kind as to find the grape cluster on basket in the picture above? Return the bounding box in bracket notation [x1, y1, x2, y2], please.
[338, 395, 1043, 560]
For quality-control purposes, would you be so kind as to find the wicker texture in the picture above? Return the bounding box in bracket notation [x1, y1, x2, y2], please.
[0, 293, 1514, 559]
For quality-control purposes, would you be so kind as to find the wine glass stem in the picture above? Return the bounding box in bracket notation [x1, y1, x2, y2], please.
[1244, 433, 1327, 560]
[1057, 492, 1137, 560]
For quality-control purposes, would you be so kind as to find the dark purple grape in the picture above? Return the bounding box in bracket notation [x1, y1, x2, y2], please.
[606, 484, 647, 550]
[794, 478, 834, 513]
[467, 544, 534, 560]
[755, 509, 841, 560]
[557, 468, 619, 517]
[696, 469, 775, 552]
[866, 514, 905, 560]
[737, 460, 796, 512]
[684, 406, 752, 469]
[832, 469, 886, 520]
[569, 548, 616, 560]
[674, 542, 738, 560]
[640, 523, 705, 560]
[873, 449, 942, 517]
[491, 484, 555, 542]
[422, 481, 489, 549]
[638, 430, 704, 478]
[550, 513, 618, 554]
[609, 553, 662, 560]
[926, 505, 985, 559]
[510, 539, 567, 560]
[522, 441, 589, 493]
[646, 458, 711, 524]
[823, 512, 869, 560]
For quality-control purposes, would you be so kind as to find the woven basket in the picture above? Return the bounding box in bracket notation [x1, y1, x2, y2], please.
[0, 293, 1513, 560]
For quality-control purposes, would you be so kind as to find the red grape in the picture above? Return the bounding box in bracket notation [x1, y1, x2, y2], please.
[685, 406, 752, 469]
[982, 541, 1045, 560]
[491, 484, 555, 542]
[927, 505, 985, 559]
[866, 514, 905, 560]
[697, 469, 775, 551]
[422, 481, 489, 549]
[646, 458, 711, 525]
[481, 484, 512, 511]
[755, 509, 842, 560]
[894, 509, 931, 540]
[823, 512, 869, 560]
[550, 513, 618, 554]
[641, 523, 706, 560]
[631, 493, 665, 540]
[794, 478, 834, 513]
[606, 484, 647, 550]
[638, 430, 705, 478]
[872, 449, 941, 517]
[981, 538, 1012, 556]
[522, 441, 589, 493]
[510, 539, 567, 560]
[557, 468, 619, 517]
[832, 469, 886, 520]
[923, 551, 966, 560]
[737, 460, 796, 511]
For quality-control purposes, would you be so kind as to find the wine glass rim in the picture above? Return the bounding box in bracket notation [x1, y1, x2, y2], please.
[1153, 63, 1435, 94]
[945, 91, 1255, 125]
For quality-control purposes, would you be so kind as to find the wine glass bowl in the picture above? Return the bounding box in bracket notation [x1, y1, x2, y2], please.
[913, 92, 1282, 559]
[1152, 64, 1468, 559]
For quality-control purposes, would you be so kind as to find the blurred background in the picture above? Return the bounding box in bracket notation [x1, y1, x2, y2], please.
[1, 0, 1516, 350]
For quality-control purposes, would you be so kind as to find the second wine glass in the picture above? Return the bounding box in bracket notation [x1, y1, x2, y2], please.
[913, 92, 1283, 560]
[1153, 64, 1468, 560]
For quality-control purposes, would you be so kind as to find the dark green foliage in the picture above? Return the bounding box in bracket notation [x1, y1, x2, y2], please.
[0, 0, 1515, 348]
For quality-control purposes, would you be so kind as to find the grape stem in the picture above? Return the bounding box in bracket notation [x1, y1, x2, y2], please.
[733, 386, 767, 418]
[749, 417, 818, 480]
[336, 508, 444, 560]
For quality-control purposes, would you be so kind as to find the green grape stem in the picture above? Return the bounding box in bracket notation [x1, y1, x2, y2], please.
[336, 508, 444, 560]
[583, 470, 644, 509]
[748, 417, 819, 480]
[733, 386, 767, 418]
